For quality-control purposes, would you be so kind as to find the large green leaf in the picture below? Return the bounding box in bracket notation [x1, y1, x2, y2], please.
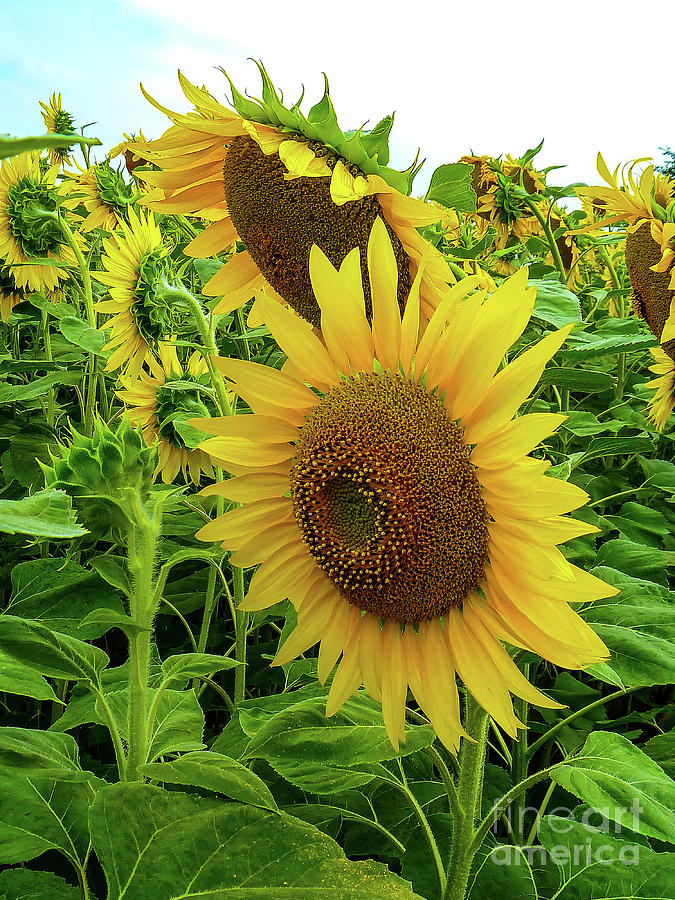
[0, 371, 83, 404]
[594, 541, 674, 586]
[0, 728, 86, 781]
[0, 650, 60, 702]
[643, 730, 675, 779]
[0, 490, 86, 539]
[551, 731, 675, 842]
[589, 560, 675, 647]
[530, 279, 582, 327]
[146, 689, 205, 761]
[466, 843, 538, 900]
[58, 315, 107, 354]
[0, 616, 109, 684]
[0, 774, 100, 868]
[140, 751, 278, 811]
[5, 558, 124, 639]
[89, 783, 422, 898]
[0, 867, 81, 899]
[537, 815, 675, 899]
[426, 163, 476, 213]
[246, 697, 435, 794]
[160, 652, 240, 686]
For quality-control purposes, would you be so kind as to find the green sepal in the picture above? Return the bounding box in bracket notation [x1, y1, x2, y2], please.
[305, 75, 345, 148]
[360, 115, 394, 167]
[217, 68, 268, 125]
[252, 60, 300, 130]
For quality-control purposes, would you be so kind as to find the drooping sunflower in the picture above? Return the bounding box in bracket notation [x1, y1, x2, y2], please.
[133, 65, 453, 327]
[195, 220, 614, 752]
[109, 130, 151, 176]
[117, 342, 216, 485]
[93, 206, 177, 377]
[0, 152, 77, 293]
[576, 154, 675, 428]
[39, 92, 77, 167]
[61, 160, 134, 232]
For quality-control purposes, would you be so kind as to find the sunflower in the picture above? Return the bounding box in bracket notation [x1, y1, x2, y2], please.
[644, 347, 675, 431]
[93, 206, 177, 377]
[0, 152, 76, 293]
[61, 160, 134, 232]
[39, 92, 77, 167]
[195, 220, 614, 752]
[575, 154, 675, 347]
[109, 130, 151, 176]
[133, 64, 453, 327]
[117, 342, 215, 485]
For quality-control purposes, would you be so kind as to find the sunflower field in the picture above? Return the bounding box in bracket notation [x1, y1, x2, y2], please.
[0, 66, 674, 900]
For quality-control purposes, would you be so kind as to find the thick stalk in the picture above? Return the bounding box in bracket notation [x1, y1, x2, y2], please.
[232, 564, 247, 705]
[443, 696, 490, 900]
[124, 501, 160, 781]
[523, 198, 566, 279]
[41, 309, 56, 427]
[510, 664, 530, 843]
[57, 213, 98, 434]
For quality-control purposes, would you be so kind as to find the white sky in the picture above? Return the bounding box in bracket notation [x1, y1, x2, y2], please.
[3, 0, 674, 196]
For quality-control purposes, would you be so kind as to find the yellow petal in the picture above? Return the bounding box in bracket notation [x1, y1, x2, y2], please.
[199, 436, 292, 469]
[238, 545, 316, 611]
[229, 521, 301, 568]
[192, 413, 297, 443]
[470, 413, 565, 467]
[368, 217, 401, 372]
[205, 251, 266, 309]
[380, 622, 407, 750]
[185, 218, 237, 256]
[196, 497, 292, 547]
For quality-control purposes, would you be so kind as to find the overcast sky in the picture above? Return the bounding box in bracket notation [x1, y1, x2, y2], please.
[2, 0, 674, 197]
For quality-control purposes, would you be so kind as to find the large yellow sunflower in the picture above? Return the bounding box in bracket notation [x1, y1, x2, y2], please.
[644, 347, 675, 431]
[117, 342, 216, 485]
[195, 220, 614, 752]
[0, 152, 76, 293]
[39, 92, 77, 167]
[93, 206, 176, 377]
[61, 160, 134, 232]
[133, 66, 453, 327]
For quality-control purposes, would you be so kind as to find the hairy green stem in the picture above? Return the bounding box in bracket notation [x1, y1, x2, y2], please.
[425, 744, 463, 825]
[124, 500, 160, 781]
[511, 664, 530, 843]
[41, 309, 56, 426]
[443, 696, 490, 900]
[523, 198, 566, 278]
[232, 564, 247, 705]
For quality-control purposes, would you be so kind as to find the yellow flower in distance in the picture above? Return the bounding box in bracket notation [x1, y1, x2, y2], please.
[644, 347, 675, 431]
[39, 92, 77, 167]
[0, 152, 76, 293]
[135, 65, 453, 327]
[62, 160, 134, 233]
[93, 207, 174, 377]
[195, 219, 614, 753]
[117, 343, 216, 485]
[0, 265, 28, 321]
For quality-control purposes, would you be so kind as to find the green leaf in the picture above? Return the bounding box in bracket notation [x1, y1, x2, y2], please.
[89, 555, 132, 595]
[605, 501, 670, 547]
[467, 844, 538, 900]
[0, 774, 100, 868]
[561, 316, 656, 359]
[78, 608, 149, 638]
[160, 651, 240, 686]
[581, 567, 675, 688]
[539, 367, 615, 393]
[594, 541, 674, 586]
[637, 455, 675, 494]
[562, 411, 624, 436]
[0, 489, 86, 539]
[643, 730, 675, 779]
[0, 132, 101, 160]
[246, 696, 436, 794]
[551, 731, 675, 842]
[147, 689, 205, 761]
[5, 558, 124, 639]
[577, 436, 654, 465]
[537, 815, 675, 899]
[0, 371, 83, 404]
[426, 163, 477, 213]
[89, 783, 422, 899]
[0, 867, 81, 899]
[58, 315, 106, 354]
[0, 615, 109, 684]
[140, 751, 278, 811]
[530, 279, 582, 327]
[0, 728, 86, 781]
[0, 650, 61, 702]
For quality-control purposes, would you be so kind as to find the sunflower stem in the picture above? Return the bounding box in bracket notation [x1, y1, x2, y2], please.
[392, 776, 446, 895]
[232, 563, 247, 705]
[522, 198, 566, 279]
[124, 495, 161, 781]
[425, 744, 463, 825]
[510, 664, 530, 843]
[442, 695, 489, 900]
[41, 309, 56, 427]
[56, 211, 98, 435]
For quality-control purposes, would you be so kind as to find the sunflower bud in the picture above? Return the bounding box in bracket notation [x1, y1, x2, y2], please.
[40, 416, 157, 537]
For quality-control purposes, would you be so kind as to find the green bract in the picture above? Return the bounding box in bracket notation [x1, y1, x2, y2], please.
[6, 175, 63, 257]
[220, 60, 422, 195]
[40, 416, 156, 536]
